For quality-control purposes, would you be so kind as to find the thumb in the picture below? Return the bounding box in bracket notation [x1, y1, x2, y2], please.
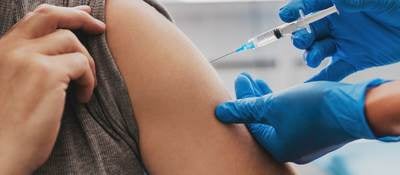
[306, 60, 357, 82]
[215, 95, 274, 124]
[333, 0, 400, 12]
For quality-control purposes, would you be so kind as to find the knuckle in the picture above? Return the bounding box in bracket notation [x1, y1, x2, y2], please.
[72, 53, 91, 71]
[71, 52, 88, 65]
[78, 53, 90, 66]
[34, 4, 54, 14]
[61, 29, 79, 44]
[28, 57, 53, 76]
[5, 45, 31, 61]
[302, 0, 313, 13]
[57, 29, 82, 50]
[23, 12, 35, 20]
[75, 10, 89, 18]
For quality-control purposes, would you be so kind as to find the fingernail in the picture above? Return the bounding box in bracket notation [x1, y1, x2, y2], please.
[292, 35, 306, 48]
[307, 50, 320, 68]
[239, 72, 252, 78]
[215, 103, 232, 120]
[215, 103, 226, 116]
[279, 8, 291, 18]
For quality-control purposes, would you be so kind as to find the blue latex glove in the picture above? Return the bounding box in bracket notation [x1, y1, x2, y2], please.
[279, 0, 400, 81]
[215, 73, 398, 164]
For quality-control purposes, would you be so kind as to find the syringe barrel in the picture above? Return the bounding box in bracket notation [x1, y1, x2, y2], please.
[279, 6, 338, 36]
[243, 6, 338, 51]
[248, 29, 279, 48]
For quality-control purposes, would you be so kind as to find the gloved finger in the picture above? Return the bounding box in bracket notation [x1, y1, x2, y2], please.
[304, 38, 336, 68]
[292, 29, 314, 50]
[247, 123, 277, 143]
[216, 96, 274, 124]
[279, 0, 333, 22]
[292, 19, 331, 49]
[255, 79, 272, 95]
[235, 73, 258, 99]
[306, 59, 357, 82]
[246, 124, 281, 160]
[333, 0, 400, 12]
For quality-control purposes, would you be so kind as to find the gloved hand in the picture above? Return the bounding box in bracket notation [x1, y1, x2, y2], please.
[279, 0, 400, 81]
[215, 73, 398, 164]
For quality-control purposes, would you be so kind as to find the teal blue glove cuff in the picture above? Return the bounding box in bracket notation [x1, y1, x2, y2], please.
[335, 79, 386, 140]
[342, 79, 400, 142]
[378, 136, 400, 142]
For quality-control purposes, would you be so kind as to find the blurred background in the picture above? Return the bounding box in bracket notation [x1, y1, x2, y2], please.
[159, 0, 400, 174]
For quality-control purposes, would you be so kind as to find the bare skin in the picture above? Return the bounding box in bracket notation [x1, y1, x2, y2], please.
[0, 5, 105, 174]
[106, 0, 293, 174]
[366, 81, 400, 136]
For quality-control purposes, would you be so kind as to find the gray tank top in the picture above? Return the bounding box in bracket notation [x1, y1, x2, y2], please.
[0, 0, 172, 174]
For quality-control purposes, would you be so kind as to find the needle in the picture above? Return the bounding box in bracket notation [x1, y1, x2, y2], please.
[210, 50, 236, 64]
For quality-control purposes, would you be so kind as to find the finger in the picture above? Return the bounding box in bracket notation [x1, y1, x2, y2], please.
[292, 19, 331, 49]
[246, 123, 277, 146]
[247, 124, 276, 141]
[306, 59, 357, 82]
[255, 79, 272, 95]
[279, 0, 333, 22]
[333, 0, 400, 12]
[33, 29, 96, 83]
[74, 5, 91, 13]
[292, 29, 314, 50]
[216, 96, 273, 124]
[50, 52, 95, 103]
[237, 73, 271, 97]
[235, 73, 258, 99]
[18, 4, 105, 38]
[246, 123, 282, 161]
[303, 38, 337, 68]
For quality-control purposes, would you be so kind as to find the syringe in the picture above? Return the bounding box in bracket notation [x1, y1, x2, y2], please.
[210, 6, 338, 64]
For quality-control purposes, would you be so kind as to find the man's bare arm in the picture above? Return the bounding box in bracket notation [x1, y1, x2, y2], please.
[105, 0, 293, 174]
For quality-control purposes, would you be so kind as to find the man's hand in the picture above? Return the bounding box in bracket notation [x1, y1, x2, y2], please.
[215, 73, 399, 164]
[279, 0, 400, 81]
[0, 4, 105, 174]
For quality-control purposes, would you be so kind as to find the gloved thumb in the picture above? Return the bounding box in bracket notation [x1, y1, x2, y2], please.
[215, 96, 274, 124]
[333, 0, 400, 12]
[306, 60, 357, 82]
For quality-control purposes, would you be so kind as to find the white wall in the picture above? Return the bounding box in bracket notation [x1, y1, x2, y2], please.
[163, 1, 400, 93]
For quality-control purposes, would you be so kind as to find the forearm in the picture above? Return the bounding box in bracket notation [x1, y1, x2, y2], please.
[365, 81, 400, 136]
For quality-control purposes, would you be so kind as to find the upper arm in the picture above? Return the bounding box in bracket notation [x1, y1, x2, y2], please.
[105, 0, 293, 174]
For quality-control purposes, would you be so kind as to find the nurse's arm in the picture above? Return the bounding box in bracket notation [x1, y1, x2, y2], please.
[366, 81, 400, 136]
[105, 0, 293, 174]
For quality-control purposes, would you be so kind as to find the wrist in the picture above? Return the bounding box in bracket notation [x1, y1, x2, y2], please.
[365, 81, 400, 136]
